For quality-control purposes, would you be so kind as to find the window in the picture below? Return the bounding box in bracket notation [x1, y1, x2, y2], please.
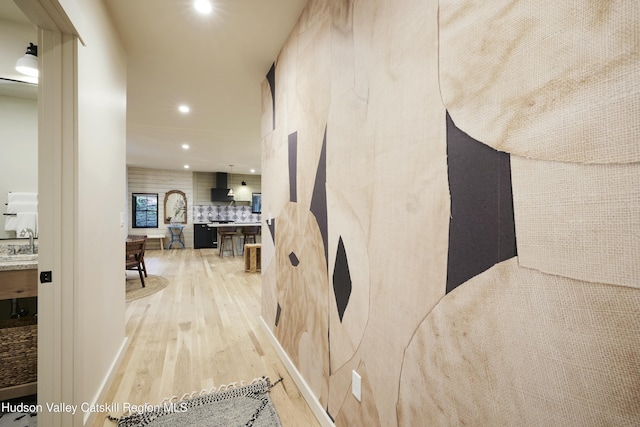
[252, 193, 261, 213]
[132, 193, 158, 228]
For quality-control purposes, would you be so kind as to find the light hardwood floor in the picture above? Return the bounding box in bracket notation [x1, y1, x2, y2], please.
[92, 248, 320, 427]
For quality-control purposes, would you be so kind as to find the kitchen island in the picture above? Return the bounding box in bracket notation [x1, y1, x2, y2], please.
[193, 222, 261, 252]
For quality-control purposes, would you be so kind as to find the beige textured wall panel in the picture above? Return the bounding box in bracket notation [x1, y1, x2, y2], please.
[274, 202, 330, 406]
[511, 156, 640, 288]
[327, 186, 370, 372]
[397, 258, 640, 427]
[439, 0, 640, 163]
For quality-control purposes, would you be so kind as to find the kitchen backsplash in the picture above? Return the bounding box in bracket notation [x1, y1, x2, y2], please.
[193, 205, 261, 223]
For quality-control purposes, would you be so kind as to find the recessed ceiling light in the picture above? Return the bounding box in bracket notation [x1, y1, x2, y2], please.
[250, 169, 256, 173]
[184, 165, 190, 169]
[182, 144, 190, 150]
[194, 0, 213, 14]
[178, 105, 190, 113]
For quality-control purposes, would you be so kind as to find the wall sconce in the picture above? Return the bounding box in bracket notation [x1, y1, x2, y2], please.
[16, 43, 38, 78]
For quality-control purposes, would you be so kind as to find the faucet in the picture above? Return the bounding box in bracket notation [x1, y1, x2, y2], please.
[19, 228, 35, 254]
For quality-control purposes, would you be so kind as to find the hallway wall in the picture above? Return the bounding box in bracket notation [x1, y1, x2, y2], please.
[260, 1, 640, 426]
[74, 0, 127, 422]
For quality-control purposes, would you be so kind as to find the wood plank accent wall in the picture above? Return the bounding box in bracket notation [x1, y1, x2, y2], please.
[193, 171, 262, 205]
[127, 167, 194, 249]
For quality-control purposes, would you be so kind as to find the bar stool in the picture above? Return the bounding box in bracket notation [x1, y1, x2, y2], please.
[241, 226, 260, 245]
[219, 227, 237, 257]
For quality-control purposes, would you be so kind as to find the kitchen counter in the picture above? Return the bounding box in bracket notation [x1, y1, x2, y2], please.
[207, 222, 261, 227]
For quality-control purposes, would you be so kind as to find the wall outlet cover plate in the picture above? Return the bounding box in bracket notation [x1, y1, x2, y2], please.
[352, 370, 362, 402]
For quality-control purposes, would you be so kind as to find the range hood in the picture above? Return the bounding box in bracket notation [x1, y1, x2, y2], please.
[211, 172, 234, 202]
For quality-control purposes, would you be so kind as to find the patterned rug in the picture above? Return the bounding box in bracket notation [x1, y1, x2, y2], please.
[0, 412, 37, 427]
[125, 275, 169, 302]
[0, 395, 37, 427]
[109, 377, 282, 427]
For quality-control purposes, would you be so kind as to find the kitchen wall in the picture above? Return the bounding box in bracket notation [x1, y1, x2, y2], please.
[193, 171, 261, 204]
[127, 168, 262, 248]
[261, 1, 639, 426]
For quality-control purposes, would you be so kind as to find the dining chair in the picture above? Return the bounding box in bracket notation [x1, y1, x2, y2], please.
[127, 235, 148, 277]
[126, 239, 146, 287]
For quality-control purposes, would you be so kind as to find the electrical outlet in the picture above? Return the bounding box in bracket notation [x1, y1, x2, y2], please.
[352, 370, 362, 402]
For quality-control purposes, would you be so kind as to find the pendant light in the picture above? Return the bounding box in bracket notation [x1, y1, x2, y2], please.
[227, 165, 234, 196]
[16, 43, 38, 78]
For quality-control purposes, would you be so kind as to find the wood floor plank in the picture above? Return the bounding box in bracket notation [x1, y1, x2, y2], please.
[91, 249, 320, 427]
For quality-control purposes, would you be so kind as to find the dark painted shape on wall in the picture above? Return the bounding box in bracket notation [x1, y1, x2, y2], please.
[310, 127, 329, 267]
[268, 219, 276, 245]
[326, 409, 335, 422]
[266, 63, 276, 130]
[498, 155, 517, 260]
[445, 112, 517, 294]
[275, 303, 281, 327]
[289, 252, 300, 267]
[289, 132, 298, 202]
[332, 236, 352, 322]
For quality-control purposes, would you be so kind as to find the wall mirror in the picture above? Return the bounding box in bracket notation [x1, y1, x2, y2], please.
[164, 190, 187, 224]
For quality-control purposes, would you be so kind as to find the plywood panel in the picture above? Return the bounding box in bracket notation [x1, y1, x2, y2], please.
[327, 186, 370, 373]
[265, 0, 449, 425]
[439, 0, 640, 163]
[398, 258, 640, 426]
[328, 0, 449, 423]
[273, 202, 330, 407]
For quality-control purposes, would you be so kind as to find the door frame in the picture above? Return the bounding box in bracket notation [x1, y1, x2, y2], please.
[15, 1, 79, 426]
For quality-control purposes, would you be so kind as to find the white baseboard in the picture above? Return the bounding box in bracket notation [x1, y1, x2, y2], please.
[83, 337, 129, 426]
[259, 316, 335, 427]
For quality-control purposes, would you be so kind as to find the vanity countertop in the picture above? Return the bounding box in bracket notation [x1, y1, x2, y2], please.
[0, 260, 38, 271]
[0, 256, 38, 271]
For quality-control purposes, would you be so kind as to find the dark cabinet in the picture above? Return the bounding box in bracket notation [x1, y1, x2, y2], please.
[193, 224, 217, 249]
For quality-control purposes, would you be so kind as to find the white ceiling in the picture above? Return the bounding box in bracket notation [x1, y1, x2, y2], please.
[2, 0, 308, 175]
